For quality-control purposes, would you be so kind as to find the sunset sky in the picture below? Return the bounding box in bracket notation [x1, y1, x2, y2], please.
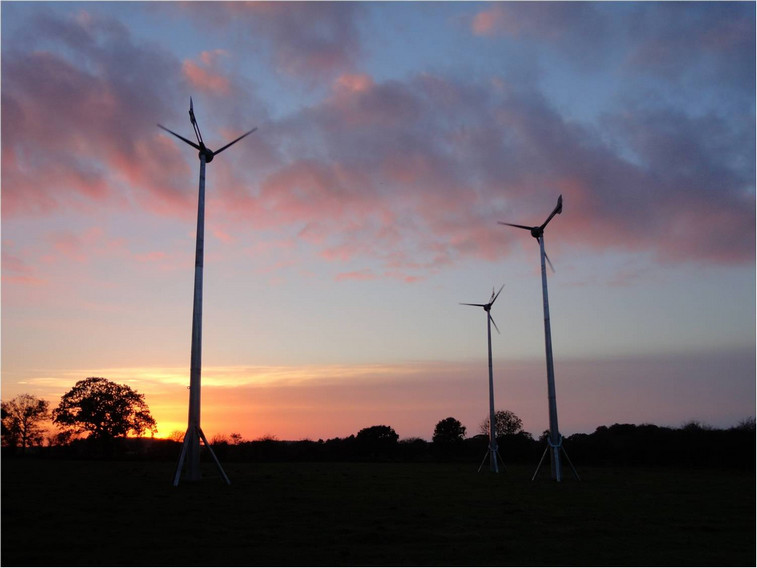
[2, 2, 754, 442]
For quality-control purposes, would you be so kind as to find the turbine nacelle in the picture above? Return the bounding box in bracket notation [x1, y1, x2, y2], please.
[498, 194, 562, 239]
[499, 194, 562, 272]
[158, 97, 257, 165]
[460, 284, 505, 334]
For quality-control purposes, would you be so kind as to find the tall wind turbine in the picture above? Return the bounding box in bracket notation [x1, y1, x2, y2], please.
[158, 98, 257, 486]
[498, 195, 578, 482]
[461, 284, 505, 473]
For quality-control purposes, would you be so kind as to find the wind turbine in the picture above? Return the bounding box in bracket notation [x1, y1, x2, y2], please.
[499, 195, 578, 482]
[461, 284, 505, 473]
[158, 98, 257, 486]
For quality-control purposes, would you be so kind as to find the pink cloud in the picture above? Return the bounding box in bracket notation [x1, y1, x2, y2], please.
[46, 226, 132, 265]
[1, 247, 47, 286]
[469, 3, 604, 43]
[3, 6, 752, 285]
[0, 11, 214, 221]
[334, 269, 377, 282]
[182, 51, 231, 96]
[211, 226, 235, 244]
[28, 225, 180, 275]
[209, 66, 752, 280]
[182, 60, 230, 95]
[471, 6, 505, 36]
[200, 49, 228, 66]
[134, 251, 167, 263]
[334, 73, 374, 94]
[52, 233, 90, 264]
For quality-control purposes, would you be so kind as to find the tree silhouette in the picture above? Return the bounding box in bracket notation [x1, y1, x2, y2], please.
[52, 377, 156, 440]
[432, 417, 467, 445]
[356, 425, 398, 445]
[1, 394, 50, 452]
[480, 410, 523, 437]
[356, 425, 399, 457]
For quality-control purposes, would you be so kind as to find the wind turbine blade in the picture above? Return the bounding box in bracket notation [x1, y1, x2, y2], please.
[545, 251, 555, 273]
[489, 315, 501, 335]
[460, 302, 487, 307]
[491, 283, 505, 305]
[498, 222, 534, 231]
[188, 99, 204, 146]
[213, 127, 258, 155]
[540, 194, 563, 230]
[157, 124, 201, 150]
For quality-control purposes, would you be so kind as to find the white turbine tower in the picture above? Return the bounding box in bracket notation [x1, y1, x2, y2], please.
[158, 98, 257, 486]
[499, 195, 579, 482]
[461, 284, 505, 473]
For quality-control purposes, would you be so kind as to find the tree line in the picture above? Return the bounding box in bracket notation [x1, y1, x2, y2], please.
[2, 378, 755, 469]
[2, 378, 155, 454]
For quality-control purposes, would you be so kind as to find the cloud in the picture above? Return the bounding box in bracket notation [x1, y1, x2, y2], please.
[44, 226, 146, 268]
[183, 2, 363, 80]
[3, 5, 753, 284]
[217, 68, 753, 274]
[470, 2, 755, 93]
[134, 251, 168, 263]
[1, 246, 47, 286]
[182, 53, 232, 97]
[0, 11, 197, 219]
[469, 2, 612, 71]
[622, 3, 755, 85]
[211, 226, 236, 245]
[471, 2, 606, 41]
[4, 224, 177, 283]
[470, 8, 499, 37]
[0, 10, 269, 222]
[212, 73, 532, 279]
[335, 269, 378, 282]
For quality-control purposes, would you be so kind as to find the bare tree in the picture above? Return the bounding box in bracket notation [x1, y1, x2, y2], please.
[168, 430, 185, 443]
[2, 394, 50, 452]
[480, 410, 523, 437]
[211, 433, 229, 446]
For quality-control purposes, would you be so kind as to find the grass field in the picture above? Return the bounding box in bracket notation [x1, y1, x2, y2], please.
[2, 459, 754, 566]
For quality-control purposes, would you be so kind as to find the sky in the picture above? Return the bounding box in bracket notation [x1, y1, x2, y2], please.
[1, 1, 755, 442]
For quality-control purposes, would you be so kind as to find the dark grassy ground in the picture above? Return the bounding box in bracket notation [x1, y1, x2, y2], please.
[2, 459, 754, 566]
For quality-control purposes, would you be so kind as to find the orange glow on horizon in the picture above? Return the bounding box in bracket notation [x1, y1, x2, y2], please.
[141, 362, 443, 441]
[15, 363, 450, 442]
[12, 351, 756, 444]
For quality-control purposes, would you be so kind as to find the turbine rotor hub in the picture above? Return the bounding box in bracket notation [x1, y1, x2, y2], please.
[199, 145, 214, 163]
